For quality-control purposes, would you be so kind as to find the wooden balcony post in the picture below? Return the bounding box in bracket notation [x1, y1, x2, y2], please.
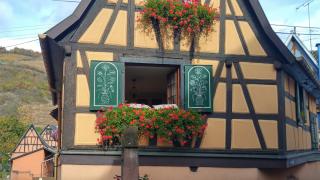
[121, 127, 139, 180]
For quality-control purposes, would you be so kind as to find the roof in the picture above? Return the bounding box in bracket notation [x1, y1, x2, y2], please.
[40, 0, 320, 103]
[10, 124, 57, 161]
[285, 33, 318, 75]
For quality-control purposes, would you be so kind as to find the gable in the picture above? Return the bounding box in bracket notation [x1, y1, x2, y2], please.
[40, 125, 58, 149]
[70, 0, 271, 57]
[11, 125, 45, 159]
[41, 0, 320, 105]
[286, 35, 318, 74]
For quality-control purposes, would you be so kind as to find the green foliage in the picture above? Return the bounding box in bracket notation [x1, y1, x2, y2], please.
[0, 59, 50, 117]
[138, 0, 218, 41]
[0, 116, 27, 174]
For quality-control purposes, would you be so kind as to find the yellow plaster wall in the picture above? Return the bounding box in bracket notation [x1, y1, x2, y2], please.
[226, 1, 231, 15]
[285, 98, 296, 120]
[109, 0, 128, 4]
[76, 75, 90, 107]
[105, 10, 127, 46]
[259, 120, 278, 149]
[200, 118, 226, 149]
[200, 0, 220, 8]
[214, 83, 226, 112]
[284, 74, 296, 97]
[86, 51, 114, 62]
[79, 8, 113, 43]
[287, 125, 312, 151]
[182, 22, 220, 53]
[135, 0, 144, 6]
[74, 113, 99, 145]
[298, 128, 303, 150]
[306, 132, 311, 149]
[232, 119, 260, 149]
[240, 62, 276, 80]
[231, 0, 244, 16]
[239, 22, 266, 56]
[248, 85, 278, 114]
[134, 12, 158, 49]
[232, 84, 249, 113]
[309, 95, 317, 114]
[140, 166, 259, 180]
[225, 20, 245, 55]
[226, 0, 244, 16]
[192, 59, 219, 74]
[60, 165, 120, 180]
[221, 65, 238, 79]
[58, 162, 320, 180]
[286, 125, 295, 151]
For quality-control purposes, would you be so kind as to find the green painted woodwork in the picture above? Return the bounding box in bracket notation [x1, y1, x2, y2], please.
[310, 113, 319, 150]
[90, 61, 124, 111]
[184, 65, 213, 112]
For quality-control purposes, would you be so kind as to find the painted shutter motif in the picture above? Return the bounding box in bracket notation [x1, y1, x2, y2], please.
[295, 84, 306, 126]
[310, 113, 319, 149]
[184, 65, 213, 112]
[90, 61, 123, 111]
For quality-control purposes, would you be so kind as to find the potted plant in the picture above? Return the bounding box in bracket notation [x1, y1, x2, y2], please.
[96, 104, 154, 148]
[153, 107, 207, 147]
[137, 0, 218, 57]
[96, 104, 207, 148]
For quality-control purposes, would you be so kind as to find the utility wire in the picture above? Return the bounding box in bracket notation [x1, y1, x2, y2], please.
[4, 39, 38, 48]
[275, 32, 320, 36]
[271, 24, 320, 30]
[52, 0, 80, 2]
[0, 36, 38, 41]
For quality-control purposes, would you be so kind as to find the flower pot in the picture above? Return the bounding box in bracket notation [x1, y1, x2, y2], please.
[172, 135, 196, 148]
[173, 28, 181, 50]
[138, 135, 149, 146]
[151, 17, 164, 53]
[102, 136, 121, 149]
[157, 136, 173, 147]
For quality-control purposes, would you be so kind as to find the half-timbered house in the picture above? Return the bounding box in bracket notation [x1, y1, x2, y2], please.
[10, 125, 57, 180]
[39, 0, 320, 179]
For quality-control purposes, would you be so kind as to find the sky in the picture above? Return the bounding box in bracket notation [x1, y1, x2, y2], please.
[0, 0, 319, 52]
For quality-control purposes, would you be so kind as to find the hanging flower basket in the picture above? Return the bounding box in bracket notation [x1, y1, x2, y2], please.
[137, 0, 218, 55]
[96, 104, 207, 148]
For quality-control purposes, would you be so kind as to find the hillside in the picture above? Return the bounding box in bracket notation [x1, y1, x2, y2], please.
[0, 49, 56, 127]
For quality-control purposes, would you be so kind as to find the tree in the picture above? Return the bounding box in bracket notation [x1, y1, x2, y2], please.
[0, 116, 27, 177]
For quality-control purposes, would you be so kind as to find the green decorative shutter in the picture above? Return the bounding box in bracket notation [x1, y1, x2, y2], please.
[184, 65, 213, 112]
[310, 113, 319, 149]
[89, 61, 124, 111]
[295, 84, 304, 126]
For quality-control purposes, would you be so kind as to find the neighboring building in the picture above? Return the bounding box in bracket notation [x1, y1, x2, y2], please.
[39, 0, 320, 179]
[10, 125, 57, 180]
[285, 33, 320, 137]
[286, 33, 319, 78]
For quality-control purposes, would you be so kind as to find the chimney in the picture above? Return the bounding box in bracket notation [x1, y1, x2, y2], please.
[317, 43, 320, 79]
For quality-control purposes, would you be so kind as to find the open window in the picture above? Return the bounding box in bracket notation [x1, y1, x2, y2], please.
[125, 64, 180, 107]
[296, 84, 307, 126]
[89, 62, 213, 112]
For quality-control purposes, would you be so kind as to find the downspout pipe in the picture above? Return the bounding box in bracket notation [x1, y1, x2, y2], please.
[316, 43, 320, 80]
